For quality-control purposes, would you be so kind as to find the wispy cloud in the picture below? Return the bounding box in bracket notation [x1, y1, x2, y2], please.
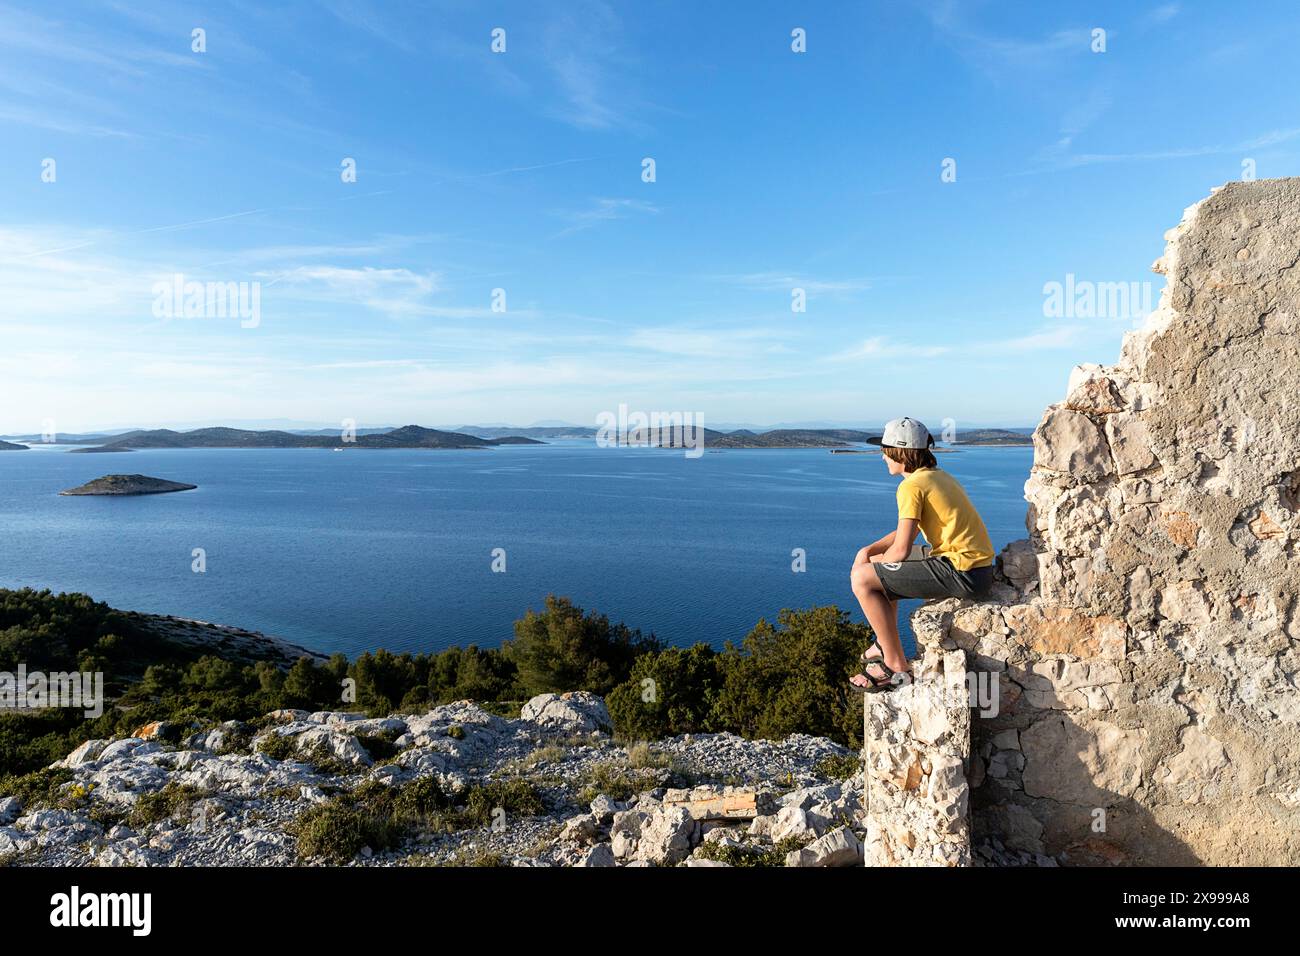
[321, 0, 417, 53]
[0, 104, 133, 138]
[625, 325, 791, 359]
[1037, 87, 1114, 162]
[721, 272, 874, 295]
[0, 4, 212, 74]
[831, 336, 952, 361]
[540, 0, 649, 131]
[272, 265, 438, 299]
[829, 324, 1095, 363]
[553, 198, 659, 238]
[917, 2, 1094, 70]
[1142, 3, 1181, 28]
[16, 208, 274, 260]
[1044, 127, 1300, 170]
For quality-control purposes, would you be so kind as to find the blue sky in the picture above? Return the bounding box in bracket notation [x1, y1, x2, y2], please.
[3, 0, 1299, 433]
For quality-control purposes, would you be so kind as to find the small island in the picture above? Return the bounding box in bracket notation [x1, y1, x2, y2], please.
[68, 445, 135, 454]
[60, 474, 197, 496]
[0, 440, 28, 450]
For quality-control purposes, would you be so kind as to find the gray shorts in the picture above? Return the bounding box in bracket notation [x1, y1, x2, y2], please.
[874, 556, 992, 601]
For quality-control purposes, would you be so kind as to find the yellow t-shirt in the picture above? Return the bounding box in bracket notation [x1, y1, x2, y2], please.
[895, 468, 994, 571]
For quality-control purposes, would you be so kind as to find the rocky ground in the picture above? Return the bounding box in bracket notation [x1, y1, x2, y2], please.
[127, 613, 331, 666]
[0, 692, 881, 868]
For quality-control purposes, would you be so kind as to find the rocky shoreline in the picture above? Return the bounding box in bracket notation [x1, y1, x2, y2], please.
[124, 612, 330, 668]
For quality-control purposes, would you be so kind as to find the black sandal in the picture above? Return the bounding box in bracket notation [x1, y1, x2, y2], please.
[850, 658, 898, 694]
[858, 633, 880, 665]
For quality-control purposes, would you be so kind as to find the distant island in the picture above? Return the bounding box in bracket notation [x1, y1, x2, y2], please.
[68, 445, 134, 453]
[0, 439, 28, 450]
[60, 474, 198, 496]
[948, 429, 1034, 446]
[66, 424, 545, 451]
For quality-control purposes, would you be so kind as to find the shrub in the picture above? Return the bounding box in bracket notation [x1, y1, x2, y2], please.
[517, 744, 566, 769]
[710, 606, 870, 748]
[626, 742, 671, 770]
[502, 596, 661, 697]
[353, 732, 400, 762]
[458, 780, 544, 828]
[129, 782, 207, 828]
[576, 760, 665, 804]
[0, 766, 74, 808]
[256, 732, 299, 761]
[693, 833, 814, 867]
[389, 776, 451, 818]
[607, 643, 720, 740]
[280, 657, 337, 709]
[301, 743, 356, 778]
[0, 712, 82, 780]
[815, 753, 861, 781]
[448, 847, 506, 867]
[294, 801, 392, 863]
[292, 775, 531, 863]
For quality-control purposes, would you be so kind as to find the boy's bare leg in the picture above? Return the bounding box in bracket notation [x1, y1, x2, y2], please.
[859, 595, 897, 663]
[849, 561, 910, 686]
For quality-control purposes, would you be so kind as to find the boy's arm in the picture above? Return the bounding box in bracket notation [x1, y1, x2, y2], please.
[863, 530, 896, 557]
[872, 518, 920, 563]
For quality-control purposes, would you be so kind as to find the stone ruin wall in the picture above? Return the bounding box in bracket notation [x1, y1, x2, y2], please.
[866, 178, 1300, 866]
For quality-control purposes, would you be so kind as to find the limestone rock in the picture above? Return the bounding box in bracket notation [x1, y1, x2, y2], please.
[519, 692, 613, 734]
[632, 806, 698, 866]
[1105, 412, 1156, 476]
[256, 726, 373, 768]
[770, 805, 816, 842]
[997, 539, 1040, 591]
[1034, 408, 1113, 479]
[589, 794, 626, 824]
[61, 739, 108, 768]
[785, 826, 863, 867]
[560, 814, 599, 846]
[0, 827, 32, 856]
[575, 843, 616, 867]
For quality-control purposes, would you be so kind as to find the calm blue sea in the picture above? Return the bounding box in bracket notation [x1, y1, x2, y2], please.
[0, 443, 1032, 658]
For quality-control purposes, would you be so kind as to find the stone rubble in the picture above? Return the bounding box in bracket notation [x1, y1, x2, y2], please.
[1, 692, 876, 868]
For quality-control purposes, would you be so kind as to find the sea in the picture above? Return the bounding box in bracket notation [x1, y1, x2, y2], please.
[0, 442, 1033, 658]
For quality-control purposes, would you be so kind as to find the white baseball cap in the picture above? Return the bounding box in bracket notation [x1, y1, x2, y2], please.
[866, 417, 934, 449]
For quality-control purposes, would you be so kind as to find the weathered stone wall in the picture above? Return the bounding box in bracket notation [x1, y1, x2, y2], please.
[915, 178, 1300, 865]
[863, 644, 971, 866]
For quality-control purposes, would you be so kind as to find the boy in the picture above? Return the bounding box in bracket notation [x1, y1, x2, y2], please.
[849, 417, 994, 692]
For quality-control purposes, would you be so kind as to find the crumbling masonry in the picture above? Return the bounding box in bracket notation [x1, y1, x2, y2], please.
[865, 178, 1300, 866]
